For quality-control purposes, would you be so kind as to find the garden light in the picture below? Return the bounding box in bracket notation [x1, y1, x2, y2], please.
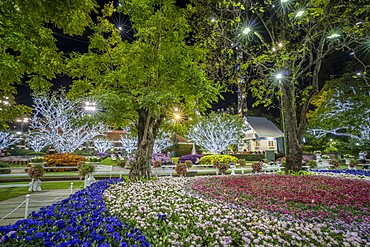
[243, 27, 251, 34]
[327, 33, 340, 39]
[295, 10, 304, 17]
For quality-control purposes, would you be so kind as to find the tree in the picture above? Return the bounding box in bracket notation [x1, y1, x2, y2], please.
[153, 130, 173, 154]
[29, 92, 107, 153]
[67, 1, 222, 179]
[0, 0, 98, 124]
[186, 112, 247, 154]
[93, 138, 114, 153]
[0, 132, 20, 149]
[119, 134, 138, 157]
[307, 74, 370, 141]
[190, 0, 370, 171]
[23, 132, 50, 153]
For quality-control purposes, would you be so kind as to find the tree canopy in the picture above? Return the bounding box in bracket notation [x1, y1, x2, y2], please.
[189, 0, 370, 171]
[67, 0, 222, 179]
[0, 0, 98, 130]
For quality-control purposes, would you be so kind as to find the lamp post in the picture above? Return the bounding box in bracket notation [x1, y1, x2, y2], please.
[275, 73, 287, 155]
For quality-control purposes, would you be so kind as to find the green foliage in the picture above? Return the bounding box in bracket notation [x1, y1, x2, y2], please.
[307, 74, 370, 140]
[0, 161, 11, 174]
[230, 154, 265, 161]
[86, 157, 100, 162]
[324, 146, 339, 153]
[6, 148, 34, 156]
[278, 170, 314, 176]
[198, 155, 238, 166]
[0, 0, 97, 108]
[30, 156, 45, 163]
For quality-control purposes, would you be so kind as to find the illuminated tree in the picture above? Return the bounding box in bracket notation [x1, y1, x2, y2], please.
[29, 93, 107, 153]
[153, 130, 173, 154]
[308, 74, 370, 141]
[190, 0, 370, 171]
[186, 113, 247, 154]
[23, 132, 50, 153]
[119, 134, 138, 155]
[93, 138, 114, 153]
[67, 1, 221, 179]
[0, 132, 20, 149]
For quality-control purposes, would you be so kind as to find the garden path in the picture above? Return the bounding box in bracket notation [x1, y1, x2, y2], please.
[0, 186, 80, 226]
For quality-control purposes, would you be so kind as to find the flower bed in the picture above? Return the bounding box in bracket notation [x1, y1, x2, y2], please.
[104, 174, 370, 246]
[0, 179, 149, 247]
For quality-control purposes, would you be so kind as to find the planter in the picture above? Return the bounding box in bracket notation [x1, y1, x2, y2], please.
[84, 173, 96, 188]
[321, 159, 330, 165]
[28, 179, 42, 192]
[315, 154, 321, 160]
[345, 158, 351, 165]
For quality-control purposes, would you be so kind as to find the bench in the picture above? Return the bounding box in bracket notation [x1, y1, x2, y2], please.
[93, 165, 113, 178]
[151, 166, 175, 176]
[262, 163, 282, 172]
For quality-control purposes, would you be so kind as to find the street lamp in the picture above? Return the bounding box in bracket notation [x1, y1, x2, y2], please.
[275, 72, 287, 155]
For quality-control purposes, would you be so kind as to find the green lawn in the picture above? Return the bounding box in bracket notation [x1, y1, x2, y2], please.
[0, 181, 84, 202]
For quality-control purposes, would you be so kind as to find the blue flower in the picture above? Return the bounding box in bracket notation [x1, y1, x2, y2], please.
[157, 214, 167, 220]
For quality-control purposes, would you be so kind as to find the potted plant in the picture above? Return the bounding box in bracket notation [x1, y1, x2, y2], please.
[343, 154, 354, 165]
[215, 162, 230, 175]
[348, 159, 359, 169]
[152, 160, 162, 168]
[238, 159, 247, 174]
[29, 156, 46, 166]
[252, 161, 263, 173]
[27, 164, 45, 191]
[329, 159, 341, 169]
[175, 163, 187, 177]
[307, 160, 317, 169]
[77, 161, 95, 188]
[184, 160, 193, 169]
[314, 150, 321, 159]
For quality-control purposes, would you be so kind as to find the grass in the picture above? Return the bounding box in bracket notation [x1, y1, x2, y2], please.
[0, 181, 84, 202]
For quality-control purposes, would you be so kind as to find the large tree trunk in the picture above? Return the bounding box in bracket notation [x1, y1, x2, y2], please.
[129, 109, 164, 180]
[282, 84, 303, 172]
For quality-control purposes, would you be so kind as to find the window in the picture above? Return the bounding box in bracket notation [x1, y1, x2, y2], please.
[255, 141, 261, 147]
[268, 141, 274, 147]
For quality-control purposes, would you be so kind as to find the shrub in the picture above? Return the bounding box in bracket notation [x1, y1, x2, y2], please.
[324, 146, 338, 153]
[178, 154, 204, 164]
[229, 154, 265, 161]
[198, 155, 238, 166]
[26, 152, 47, 156]
[30, 156, 45, 163]
[152, 153, 174, 166]
[93, 153, 111, 158]
[307, 160, 317, 168]
[0, 161, 11, 174]
[43, 153, 86, 172]
[86, 157, 100, 162]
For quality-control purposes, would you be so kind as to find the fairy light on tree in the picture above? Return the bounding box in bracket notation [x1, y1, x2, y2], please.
[0, 132, 20, 149]
[93, 137, 114, 153]
[186, 112, 247, 154]
[23, 132, 50, 153]
[153, 130, 173, 153]
[29, 92, 108, 153]
[119, 134, 138, 156]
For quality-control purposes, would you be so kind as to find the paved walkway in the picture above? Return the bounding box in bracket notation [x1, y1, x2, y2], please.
[0, 183, 82, 227]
